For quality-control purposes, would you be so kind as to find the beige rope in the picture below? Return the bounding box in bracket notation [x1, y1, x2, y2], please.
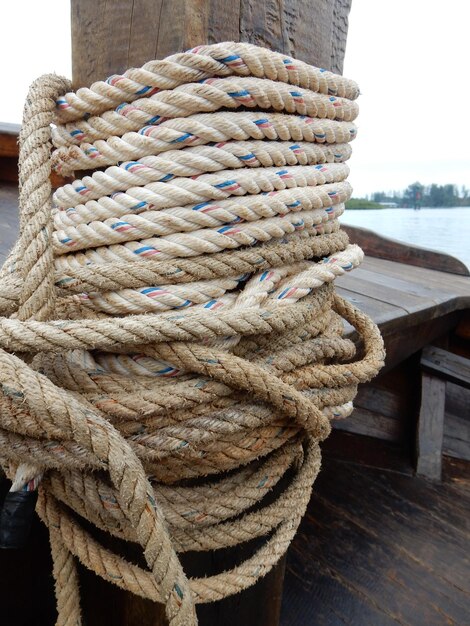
[0, 42, 384, 626]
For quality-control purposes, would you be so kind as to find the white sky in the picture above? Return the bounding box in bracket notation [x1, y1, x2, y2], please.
[344, 0, 470, 197]
[1, 0, 468, 198]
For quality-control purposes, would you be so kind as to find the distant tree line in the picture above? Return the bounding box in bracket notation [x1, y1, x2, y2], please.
[369, 183, 469, 208]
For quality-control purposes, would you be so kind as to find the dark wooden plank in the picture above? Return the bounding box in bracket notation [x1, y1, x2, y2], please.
[339, 264, 470, 330]
[332, 380, 407, 444]
[344, 224, 470, 276]
[283, 542, 399, 626]
[354, 384, 405, 420]
[339, 290, 465, 373]
[333, 406, 403, 442]
[316, 462, 470, 586]
[379, 311, 463, 372]
[347, 265, 451, 307]
[322, 430, 414, 475]
[456, 311, 470, 340]
[349, 460, 470, 533]
[416, 372, 446, 480]
[298, 496, 469, 625]
[421, 345, 470, 389]
[337, 287, 408, 328]
[357, 265, 470, 313]
[446, 382, 470, 421]
[442, 456, 470, 487]
[281, 569, 352, 626]
[444, 383, 470, 461]
[309, 461, 470, 624]
[443, 413, 470, 462]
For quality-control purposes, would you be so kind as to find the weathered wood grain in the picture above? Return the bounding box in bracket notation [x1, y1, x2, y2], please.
[421, 345, 470, 389]
[344, 224, 470, 276]
[444, 413, 470, 461]
[378, 311, 463, 372]
[333, 406, 404, 441]
[446, 381, 470, 420]
[416, 372, 446, 480]
[282, 458, 470, 625]
[71, 0, 352, 88]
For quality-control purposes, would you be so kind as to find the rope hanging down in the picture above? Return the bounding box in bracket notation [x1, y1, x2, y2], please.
[0, 42, 384, 625]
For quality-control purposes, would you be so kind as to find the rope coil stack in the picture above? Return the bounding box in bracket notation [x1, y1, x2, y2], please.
[0, 42, 384, 625]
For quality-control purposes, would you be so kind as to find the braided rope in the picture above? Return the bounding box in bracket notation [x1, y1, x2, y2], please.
[52, 111, 357, 176]
[53, 141, 352, 206]
[0, 42, 384, 626]
[52, 76, 359, 147]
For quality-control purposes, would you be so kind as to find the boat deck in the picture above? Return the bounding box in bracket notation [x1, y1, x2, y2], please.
[282, 450, 470, 626]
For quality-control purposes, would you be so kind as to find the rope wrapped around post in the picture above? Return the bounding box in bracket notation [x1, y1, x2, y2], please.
[0, 42, 385, 626]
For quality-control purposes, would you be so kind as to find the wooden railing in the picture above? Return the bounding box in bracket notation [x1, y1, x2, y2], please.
[0, 122, 67, 187]
[344, 224, 469, 276]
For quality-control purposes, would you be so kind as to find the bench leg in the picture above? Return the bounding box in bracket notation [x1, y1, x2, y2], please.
[416, 372, 446, 480]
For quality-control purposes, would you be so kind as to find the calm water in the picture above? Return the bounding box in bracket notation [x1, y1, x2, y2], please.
[341, 207, 470, 269]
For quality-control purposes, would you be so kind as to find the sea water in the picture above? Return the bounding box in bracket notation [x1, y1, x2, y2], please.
[341, 207, 470, 269]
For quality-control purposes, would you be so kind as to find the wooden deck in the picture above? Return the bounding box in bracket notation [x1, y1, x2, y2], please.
[281, 451, 470, 626]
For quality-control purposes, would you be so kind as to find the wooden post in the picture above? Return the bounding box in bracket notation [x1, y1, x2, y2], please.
[416, 345, 470, 480]
[71, 0, 351, 88]
[70, 1, 352, 624]
[416, 372, 446, 480]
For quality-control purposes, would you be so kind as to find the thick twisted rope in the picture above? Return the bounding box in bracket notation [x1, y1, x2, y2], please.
[0, 42, 384, 626]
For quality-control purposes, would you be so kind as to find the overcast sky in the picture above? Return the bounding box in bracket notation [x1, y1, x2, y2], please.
[1, 0, 468, 198]
[344, 0, 470, 197]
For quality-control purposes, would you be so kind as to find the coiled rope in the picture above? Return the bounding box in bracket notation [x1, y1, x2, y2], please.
[0, 42, 384, 625]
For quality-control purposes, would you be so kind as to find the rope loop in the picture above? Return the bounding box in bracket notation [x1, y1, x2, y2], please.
[0, 42, 384, 626]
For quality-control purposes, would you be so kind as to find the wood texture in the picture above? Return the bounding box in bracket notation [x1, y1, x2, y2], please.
[418, 350, 470, 462]
[333, 378, 409, 443]
[337, 256, 470, 352]
[281, 457, 470, 625]
[416, 372, 446, 480]
[71, 0, 352, 88]
[344, 225, 470, 276]
[444, 383, 470, 460]
[421, 345, 470, 389]
[444, 412, 470, 461]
